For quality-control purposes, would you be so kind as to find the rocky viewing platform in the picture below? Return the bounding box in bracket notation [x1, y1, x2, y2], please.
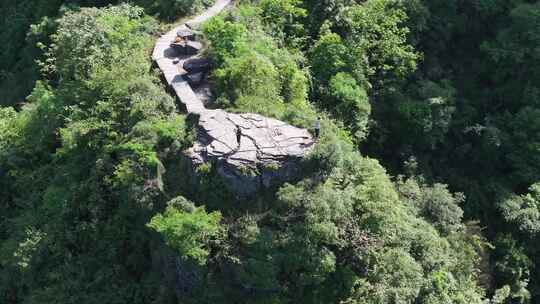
[152, 0, 314, 197]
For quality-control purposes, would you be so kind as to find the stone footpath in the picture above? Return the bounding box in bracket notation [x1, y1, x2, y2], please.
[152, 0, 315, 196]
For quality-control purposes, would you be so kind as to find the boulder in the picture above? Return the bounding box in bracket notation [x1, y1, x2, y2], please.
[185, 72, 205, 87]
[170, 41, 203, 56]
[183, 58, 212, 74]
[176, 28, 196, 41]
[170, 41, 186, 54]
[186, 110, 315, 198]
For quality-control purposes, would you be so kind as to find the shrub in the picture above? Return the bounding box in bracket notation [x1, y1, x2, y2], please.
[147, 202, 222, 265]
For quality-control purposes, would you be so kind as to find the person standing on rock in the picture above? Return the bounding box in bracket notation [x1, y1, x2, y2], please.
[314, 117, 321, 139]
[236, 126, 242, 148]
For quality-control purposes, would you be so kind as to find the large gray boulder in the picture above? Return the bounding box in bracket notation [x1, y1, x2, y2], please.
[186, 110, 314, 197]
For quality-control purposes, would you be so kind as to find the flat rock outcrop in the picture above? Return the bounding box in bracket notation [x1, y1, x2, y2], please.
[189, 111, 313, 196]
[153, 0, 315, 197]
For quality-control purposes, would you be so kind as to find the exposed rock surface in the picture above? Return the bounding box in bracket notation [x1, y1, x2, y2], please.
[153, 0, 315, 197]
[189, 111, 313, 196]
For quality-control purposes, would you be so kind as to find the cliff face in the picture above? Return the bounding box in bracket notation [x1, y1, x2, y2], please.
[153, 0, 314, 197]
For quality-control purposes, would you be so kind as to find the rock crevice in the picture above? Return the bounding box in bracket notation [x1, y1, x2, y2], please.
[152, 0, 315, 197]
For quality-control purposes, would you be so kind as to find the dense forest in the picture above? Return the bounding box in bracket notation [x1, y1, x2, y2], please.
[1, 0, 539, 303]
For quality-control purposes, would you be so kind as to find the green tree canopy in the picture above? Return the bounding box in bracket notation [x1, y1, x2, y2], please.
[147, 197, 223, 265]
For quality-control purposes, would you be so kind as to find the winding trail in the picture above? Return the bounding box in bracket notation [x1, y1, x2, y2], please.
[152, 0, 315, 196]
[152, 0, 231, 114]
